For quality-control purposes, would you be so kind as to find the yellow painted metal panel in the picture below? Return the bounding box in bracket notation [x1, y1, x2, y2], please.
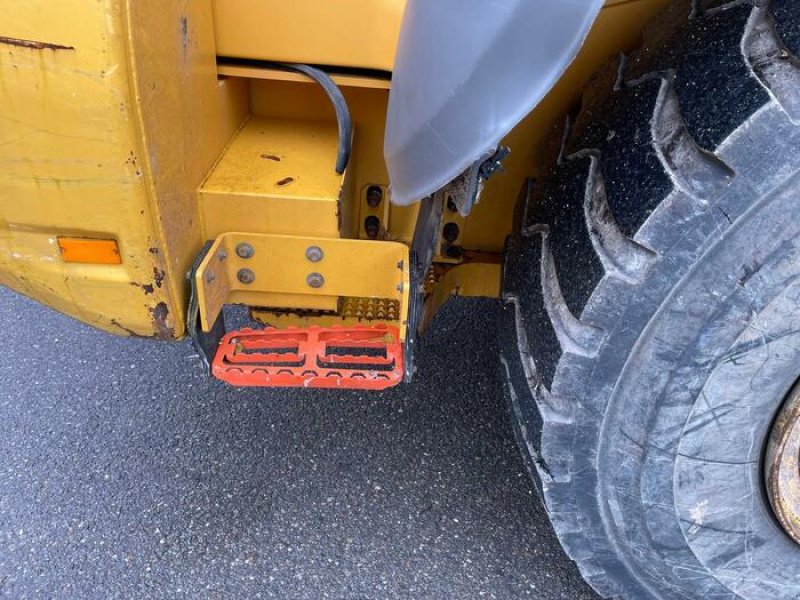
[422, 261, 502, 331]
[125, 0, 249, 334]
[202, 117, 344, 201]
[247, 80, 414, 243]
[212, 0, 405, 72]
[211, 0, 655, 76]
[0, 0, 174, 337]
[199, 116, 348, 239]
[0, 0, 245, 338]
[195, 233, 410, 339]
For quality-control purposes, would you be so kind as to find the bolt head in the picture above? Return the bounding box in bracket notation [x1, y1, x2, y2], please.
[237, 268, 256, 285]
[442, 222, 460, 244]
[235, 243, 255, 259]
[306, 272, 325, 289]
[364, 216, 381, 239]
[366, 185, 383, 207]
[305, 246, 324, 263]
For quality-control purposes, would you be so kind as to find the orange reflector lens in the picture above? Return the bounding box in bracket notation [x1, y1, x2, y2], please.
[57, 237, 121, 265]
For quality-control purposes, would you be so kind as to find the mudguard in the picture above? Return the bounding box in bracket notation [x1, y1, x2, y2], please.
[384, 0, 604, 205]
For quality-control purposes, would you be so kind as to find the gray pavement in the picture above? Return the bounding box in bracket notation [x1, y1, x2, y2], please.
[0, 286, 597, 600]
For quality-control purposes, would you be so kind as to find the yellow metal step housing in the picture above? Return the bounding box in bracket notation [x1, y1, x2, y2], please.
[199, 116, 352, 240]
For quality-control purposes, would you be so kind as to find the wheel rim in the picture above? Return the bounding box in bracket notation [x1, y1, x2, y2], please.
[766, 380, 800, 545]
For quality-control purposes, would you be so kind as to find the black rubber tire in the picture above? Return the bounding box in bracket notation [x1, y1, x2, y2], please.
[501, 1, 800, 598]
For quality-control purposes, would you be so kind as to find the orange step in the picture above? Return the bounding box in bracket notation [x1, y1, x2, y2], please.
[212, 325, 404, 390]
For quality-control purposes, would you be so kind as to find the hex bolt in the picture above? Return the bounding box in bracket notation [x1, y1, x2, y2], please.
[237, 268, 256, 285]
[305, 246, 324, 263]
[235, 242, 255, 259]
[307, 272, 325, 289]
[443, 222, 460, 244]
[366, 185, 384, 208]
[364, 216, 381, 239]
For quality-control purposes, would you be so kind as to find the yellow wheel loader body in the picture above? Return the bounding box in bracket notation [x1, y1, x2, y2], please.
[0, 0, 667, 342]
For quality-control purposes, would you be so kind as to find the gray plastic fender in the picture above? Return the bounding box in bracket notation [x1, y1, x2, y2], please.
[384, 0, 604, 205]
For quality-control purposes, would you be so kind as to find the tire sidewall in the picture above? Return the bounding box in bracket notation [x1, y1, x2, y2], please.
[570, 128, 800, 597]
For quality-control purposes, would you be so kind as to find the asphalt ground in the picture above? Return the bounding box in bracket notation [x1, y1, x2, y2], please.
[0, 286, 597, 600]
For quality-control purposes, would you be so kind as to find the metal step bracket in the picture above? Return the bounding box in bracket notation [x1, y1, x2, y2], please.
[194, 232, 410, 341]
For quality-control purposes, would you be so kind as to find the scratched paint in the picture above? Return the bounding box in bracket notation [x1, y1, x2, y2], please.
[0, 36, 74, 51]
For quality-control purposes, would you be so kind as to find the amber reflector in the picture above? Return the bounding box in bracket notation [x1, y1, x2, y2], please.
[57, 237, 121, 265]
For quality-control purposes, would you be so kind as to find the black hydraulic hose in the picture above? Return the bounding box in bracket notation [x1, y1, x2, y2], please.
[271, 62, 352, 174]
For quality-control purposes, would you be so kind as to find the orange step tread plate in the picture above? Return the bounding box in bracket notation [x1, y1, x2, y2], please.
[212, 325, 404, 390]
